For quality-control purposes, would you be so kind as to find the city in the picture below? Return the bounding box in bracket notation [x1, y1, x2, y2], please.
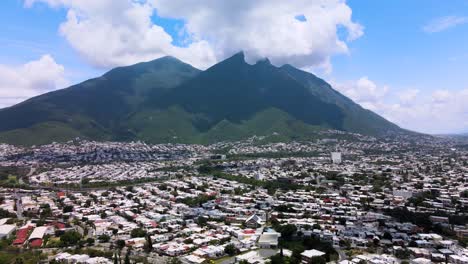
[1, 1, 468, 263]
[0, 131, 466, 263]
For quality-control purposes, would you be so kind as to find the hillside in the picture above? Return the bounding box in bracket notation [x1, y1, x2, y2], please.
[0, 53, 407, 145]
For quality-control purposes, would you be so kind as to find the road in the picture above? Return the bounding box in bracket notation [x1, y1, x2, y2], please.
[335, 247, 347, 262]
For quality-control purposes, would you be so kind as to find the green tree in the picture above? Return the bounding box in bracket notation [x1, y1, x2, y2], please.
[309, 256, 326, 264]
[395, 248, 411, 259]
[224, 244, 237, 256]
[276, 224, 297, 241]
[98, 234, 110, 243]
[60, 231, 81, 247]
[166, 258, 182, 264]
[86, 238, 95, 246]
[116, 240, 126, 250]
[63, 205, 74, 213]
[130, 228, 146, 238]
[124, 249, 131, 264]
[144, 234, 153, 253]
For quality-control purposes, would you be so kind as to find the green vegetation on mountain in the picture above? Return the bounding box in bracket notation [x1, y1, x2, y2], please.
[0, 52, 407, 145]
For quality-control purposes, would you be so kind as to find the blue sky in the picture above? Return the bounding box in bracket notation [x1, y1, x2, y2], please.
[333, 0, 468, 91]
[0, 0, 467, 133]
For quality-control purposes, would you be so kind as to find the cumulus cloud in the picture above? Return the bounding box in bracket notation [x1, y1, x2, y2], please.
[153, 0, 363, 71]
[0, 55, 68, 108]
[397, 89, 419, 106]
[331, 77, 388, 111]
[381, 89, 468, 134]
[25, 0, 363, 71]
[423, 15, 468, 33]
[331, 78, 468, 134]
[25, 0, 217, 69]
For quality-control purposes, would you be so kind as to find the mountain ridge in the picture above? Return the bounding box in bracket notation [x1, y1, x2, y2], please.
[0, 53, 410, 145]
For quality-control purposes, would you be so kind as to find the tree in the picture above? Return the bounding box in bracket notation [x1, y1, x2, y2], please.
[196, 216, 208, 227]
[310, 256, 326, 264]
[130, 228, 146, 238]
[395, 248, 410, 259]
[63, 205, 74, 213]
[124, 249, 131, 264]
[270, 254, 288, 264]
[166, 258, 182, 264]
[113, 252, 119, 264]
[0, 208, 16, 218]
[312, 224, 322, 230]
[291, 244, 305, 264]
[383, 231, 392, 240]
[224, 244, 237, 256]
[86, 238, 95, 246]
[116, 240, 126, 250]
[60, 231, 81, 247]
[144, 234, 153, 253]
[98, 234, 110, 243]
[276, 224, 297, 241]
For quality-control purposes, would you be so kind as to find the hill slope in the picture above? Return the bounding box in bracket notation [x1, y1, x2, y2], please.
[0, 53, 407, 145]
[0, 56, 201, 144]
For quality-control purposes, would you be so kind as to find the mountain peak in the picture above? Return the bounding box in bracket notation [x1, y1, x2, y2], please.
[104, 55, 200, 79]
[149, 55, 181, 63]
[0, 53, 406, 146]
[255, 58, 272, 66]
[224, 51, 246, 63]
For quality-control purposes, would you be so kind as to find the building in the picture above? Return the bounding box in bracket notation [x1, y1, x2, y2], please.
[0, 224, 16, 239]
[301, 249, 325, 263]
[245, 214, 264, 228]
[331, 152, 342, 164]
[13, 226, 33, 246]
[235, 251, 264, 264]
[258, 230, 281, 248]
[28, 226, 52, 248]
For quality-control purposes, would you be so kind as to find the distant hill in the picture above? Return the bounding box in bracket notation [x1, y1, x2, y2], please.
[0, 52, 408, 145]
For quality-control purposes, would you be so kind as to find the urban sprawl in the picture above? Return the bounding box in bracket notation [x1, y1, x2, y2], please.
[0, 131, 467, 264]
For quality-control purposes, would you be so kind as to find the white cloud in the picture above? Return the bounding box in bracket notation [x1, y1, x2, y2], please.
[36, 0, 217, 69]
[154, 0, 363, 71]
[331, 77, 388, 111]
[397, 89, 419, 106]
[25, 0, 363, 71]
[423, 15, 468, 33]
[332, 77, 468, 134]
[0, 55, 68, 108]
[380, 89, 468, 134]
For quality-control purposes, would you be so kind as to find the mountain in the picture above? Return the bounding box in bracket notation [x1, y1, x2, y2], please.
[0, 57, 200, 145]
[0, 52, 407, 145]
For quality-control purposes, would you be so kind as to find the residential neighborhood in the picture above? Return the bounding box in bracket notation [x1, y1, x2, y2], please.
[0, 132, 466, 263]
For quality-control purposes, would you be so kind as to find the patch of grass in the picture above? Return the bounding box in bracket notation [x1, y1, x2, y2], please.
[0, 249, 46, 264]
[0, 174, 21, 187]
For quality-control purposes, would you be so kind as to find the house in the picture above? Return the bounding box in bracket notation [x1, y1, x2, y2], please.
[13, 226, 33, 246]
[411, 258, 432, 264]
[0, 224, 16, 239]
[235, 251, 265, 264]
[28, 226, 52, 248]
[245, 214, 264, 228]
[449, 255, 468, 264]
[301, 249, 325, 264]
[258, 230, 281, 248]
[185, 254, 205, 264]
